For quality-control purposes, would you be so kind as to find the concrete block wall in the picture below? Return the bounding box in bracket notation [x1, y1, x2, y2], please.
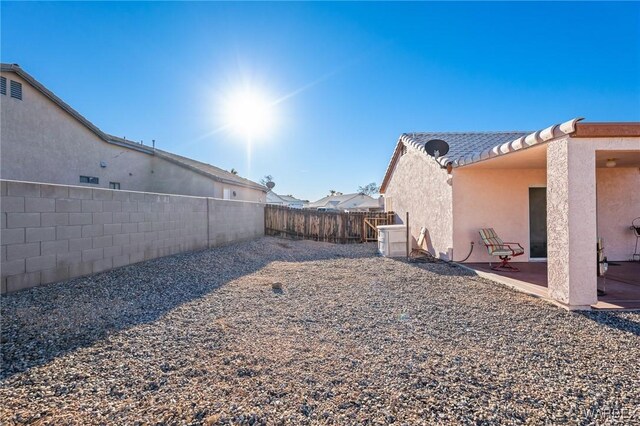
[208, 198, 265, 247]
[1, 180, 265, 294]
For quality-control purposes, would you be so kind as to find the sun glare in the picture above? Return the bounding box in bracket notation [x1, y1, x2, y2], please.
[224, 90, 275, 138]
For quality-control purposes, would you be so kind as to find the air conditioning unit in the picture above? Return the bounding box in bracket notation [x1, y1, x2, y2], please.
[378, 224, 407, 257]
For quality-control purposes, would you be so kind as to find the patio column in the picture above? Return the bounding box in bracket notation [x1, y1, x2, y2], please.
[546, 137, 597, 309]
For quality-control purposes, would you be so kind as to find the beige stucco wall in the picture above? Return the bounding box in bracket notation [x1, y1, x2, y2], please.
[384, 133, 637, 309]
[147, 156, 263, 202]
[383, 147, 453, 259]
[596, 167, 640, 261]
[547, 136, 639, 308]
[1, 180, 265, 294]
[0, 71, 263, 202]
[452, 164, 638, 263]
[547, 136, 596, 307]
[452, 168, 547, 263]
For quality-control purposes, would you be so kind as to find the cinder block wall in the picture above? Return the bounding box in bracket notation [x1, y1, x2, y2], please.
[208, 198, 265, 247]
[1, 180, 265, 294]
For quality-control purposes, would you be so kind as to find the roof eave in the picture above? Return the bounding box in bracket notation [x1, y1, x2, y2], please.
[153, 150, 267, 192]
[106, 136, 155, 154]
[1, 63, 112, 144]
[379, 138, 405, 194]
[572, 122, 640, 138]
[380, 118, 588, 190]
[452, 117, 583, 169]
[1, 63, 266, 192]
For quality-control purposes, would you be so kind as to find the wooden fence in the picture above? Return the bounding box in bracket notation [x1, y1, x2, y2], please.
[264, 205, 396, 244]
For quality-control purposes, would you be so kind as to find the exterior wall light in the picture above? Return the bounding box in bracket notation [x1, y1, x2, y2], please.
[446, 163, 453, 174]
[606, 158, 617, 168]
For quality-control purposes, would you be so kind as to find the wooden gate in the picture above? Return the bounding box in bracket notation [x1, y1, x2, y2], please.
[363, 215, 395, 242]
[264, 205, 395, 244]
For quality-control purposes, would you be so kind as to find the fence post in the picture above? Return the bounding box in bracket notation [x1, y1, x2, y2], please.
[406, 211, 410, 259]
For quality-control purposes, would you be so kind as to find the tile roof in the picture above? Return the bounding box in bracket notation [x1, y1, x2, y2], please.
[308, 193, 379, 210]
[307, 193, 359, 208]
[402, 131, 531, 165]
[380, 118, 583, 193]
[1, 63, 266, 192]
[278, 194, 307, 203]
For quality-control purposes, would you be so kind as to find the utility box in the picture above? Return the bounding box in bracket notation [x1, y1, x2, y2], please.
[378, 224, 407, 257]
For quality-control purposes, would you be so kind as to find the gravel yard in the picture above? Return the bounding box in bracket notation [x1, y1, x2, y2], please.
[1, 237, 639, 425]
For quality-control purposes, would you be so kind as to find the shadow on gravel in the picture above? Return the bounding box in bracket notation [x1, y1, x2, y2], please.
[0, 237, 376, 381]
[388, 256, 477, 278]
[576, 311, 640, 337]
[395, 256, 640, 336]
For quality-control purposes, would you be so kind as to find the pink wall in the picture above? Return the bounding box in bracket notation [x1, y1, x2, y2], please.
[453, 168, 547, 263]
[596, 168, 640, 261]
[451, 163, 639, 263]
[384, 147, 453, 259]
[546, 136, 639, 308]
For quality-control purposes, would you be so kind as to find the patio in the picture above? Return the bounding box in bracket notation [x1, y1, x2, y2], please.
[449, 125, 640, 310]
[465, 261, 640, 310]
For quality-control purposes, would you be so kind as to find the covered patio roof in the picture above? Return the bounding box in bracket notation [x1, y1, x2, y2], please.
[459, 143, 640, 170]
[380, 119, 640, 193]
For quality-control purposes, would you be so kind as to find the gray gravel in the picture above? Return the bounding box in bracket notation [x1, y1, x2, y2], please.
[1, 237, 639, 425]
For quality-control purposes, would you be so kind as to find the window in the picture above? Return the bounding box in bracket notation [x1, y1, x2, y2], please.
[0, 77, 6, 95]
[79, 175, 99, 184]
[10, 80, 22, 100]
[223, 188, 231, 200]
[109, 182, 121, 190]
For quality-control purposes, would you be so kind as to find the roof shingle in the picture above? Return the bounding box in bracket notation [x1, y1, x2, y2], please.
[380, 118, 583, 193]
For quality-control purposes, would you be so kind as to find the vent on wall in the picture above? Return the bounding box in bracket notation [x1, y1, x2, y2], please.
[10, 80, 22, 100]
[0, 77, 6, 95]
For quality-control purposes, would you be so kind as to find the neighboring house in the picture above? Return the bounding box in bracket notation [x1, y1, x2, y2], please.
[266, 191, 308, 209]
[307, 193, 383, 212]
[380, 118, 640, 309]
[0, 63, 266, 201]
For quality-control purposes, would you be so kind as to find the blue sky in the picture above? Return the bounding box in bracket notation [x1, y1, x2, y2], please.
[2, 2, 639, 201]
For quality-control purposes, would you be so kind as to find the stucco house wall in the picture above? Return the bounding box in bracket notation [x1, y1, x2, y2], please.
[596, 167, 640, 261]
[384, 135, 639, 266]
[0, 70, 264, 202]
[383, 148, 453, 259]
[146, 155, 262, 202]
[1, 72, 152, 190]
[546, 136, 640, 307]
[381, 122, 639, 310]
[452, 168, 547, 263]
[450, 160, 638, 264]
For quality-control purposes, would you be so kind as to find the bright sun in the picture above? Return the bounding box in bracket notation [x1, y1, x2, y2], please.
[224, 90, 275, 138]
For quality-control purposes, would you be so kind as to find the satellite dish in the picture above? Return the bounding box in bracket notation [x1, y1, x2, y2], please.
[424, 139, 449, 158]
[266, 181, 275, 189]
